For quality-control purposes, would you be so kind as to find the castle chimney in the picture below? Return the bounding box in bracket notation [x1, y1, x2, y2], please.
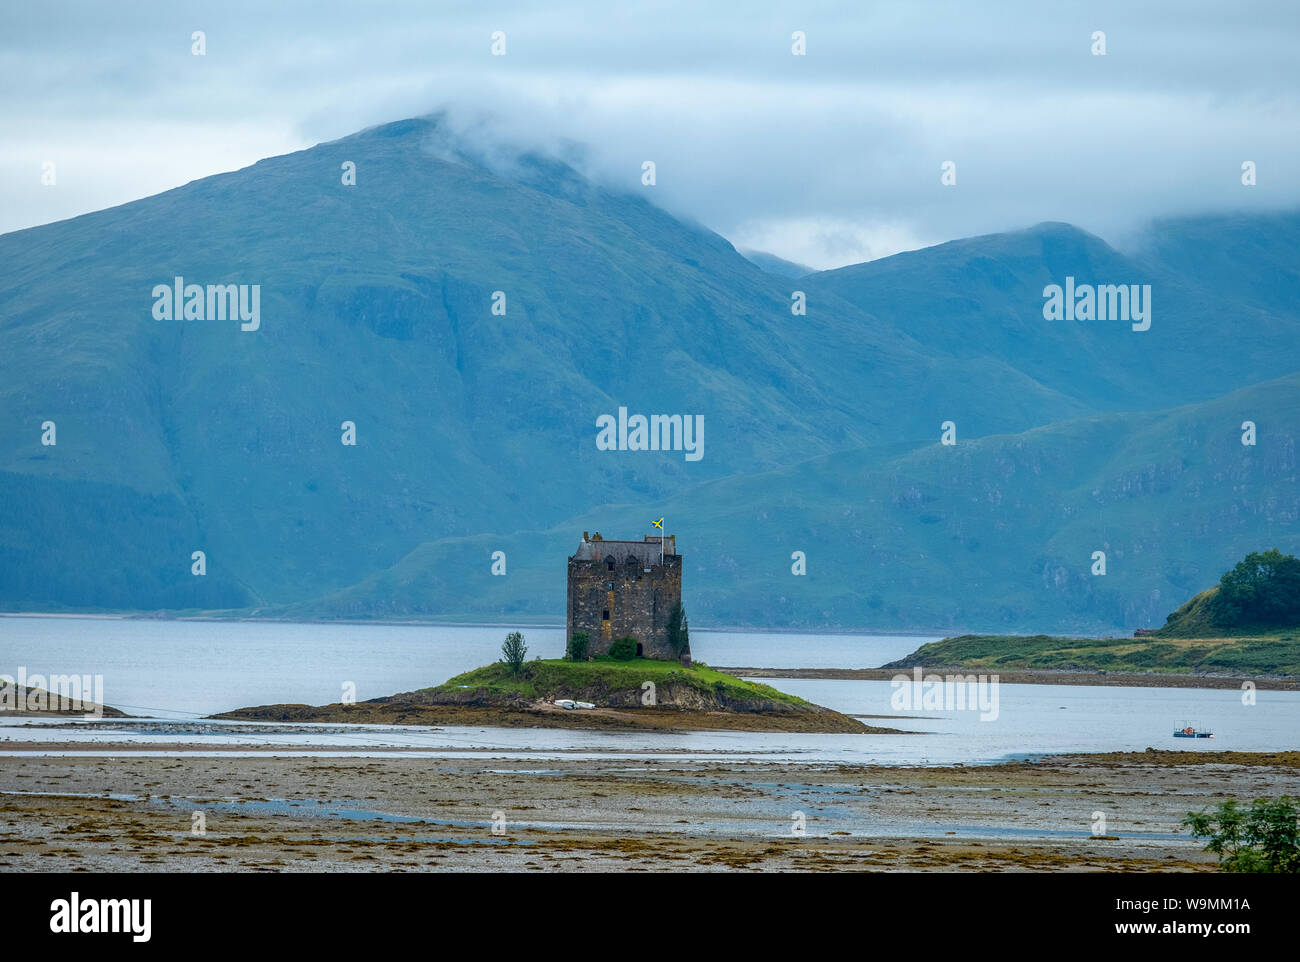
[583, 531, 589, 542]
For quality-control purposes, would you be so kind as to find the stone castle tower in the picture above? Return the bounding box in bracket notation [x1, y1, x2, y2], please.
[566, 531, 685, 661]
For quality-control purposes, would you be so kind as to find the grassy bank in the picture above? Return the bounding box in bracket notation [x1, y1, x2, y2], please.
[885, 633, 1300, 677]
[428, 657, 807, 706]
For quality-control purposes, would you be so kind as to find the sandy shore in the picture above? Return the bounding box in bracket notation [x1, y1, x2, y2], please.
[4, 748, 1295, 872]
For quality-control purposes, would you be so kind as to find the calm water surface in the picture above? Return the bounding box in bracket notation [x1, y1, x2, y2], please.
[2, 616, 1296, 765]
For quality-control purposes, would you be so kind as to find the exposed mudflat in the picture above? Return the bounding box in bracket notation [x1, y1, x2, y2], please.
[3, 748, 1294, 872]
[210, 699, 887, 733]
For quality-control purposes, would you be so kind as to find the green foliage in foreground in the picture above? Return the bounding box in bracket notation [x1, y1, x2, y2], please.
[1184, 797, 1300, 873]
[890, 633, 1300, 676]
[434, 658, 809, 706]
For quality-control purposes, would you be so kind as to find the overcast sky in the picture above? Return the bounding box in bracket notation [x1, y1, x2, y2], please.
[2, 0, 1297, 268]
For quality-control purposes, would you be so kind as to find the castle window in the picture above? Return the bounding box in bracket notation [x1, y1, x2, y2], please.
[602, 609, 610, 620]
[606, 556, 616, 572]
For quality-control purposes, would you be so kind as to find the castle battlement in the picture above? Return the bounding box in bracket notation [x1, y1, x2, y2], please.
[566, 531, 683, 659]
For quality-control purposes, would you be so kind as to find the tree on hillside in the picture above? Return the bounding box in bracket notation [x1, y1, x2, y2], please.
[501, 631, 528, 676]
[1214, 549, 1300, 627]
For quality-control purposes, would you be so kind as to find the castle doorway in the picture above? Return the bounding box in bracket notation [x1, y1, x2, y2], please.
[636, 642, 643, 657]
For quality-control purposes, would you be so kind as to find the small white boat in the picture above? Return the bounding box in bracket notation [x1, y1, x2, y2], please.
[553, 698, 595, 710]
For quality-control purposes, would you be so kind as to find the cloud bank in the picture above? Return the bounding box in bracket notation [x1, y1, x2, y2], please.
[2, 0, 1297, 267]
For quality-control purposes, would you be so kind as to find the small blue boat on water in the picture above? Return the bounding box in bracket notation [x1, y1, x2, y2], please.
[1173, 723, 1214, 739]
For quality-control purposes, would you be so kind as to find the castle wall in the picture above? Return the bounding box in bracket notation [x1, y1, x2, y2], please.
[566, 555, 682, 659]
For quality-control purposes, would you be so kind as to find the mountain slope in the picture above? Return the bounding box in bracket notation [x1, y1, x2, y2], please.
[803, 218, 1300, 412]
[279, 372, 1300, 633]
[740, 249, 814, 278]
[0, 117, 1296, 619]
[0, 117, 1095, 611]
